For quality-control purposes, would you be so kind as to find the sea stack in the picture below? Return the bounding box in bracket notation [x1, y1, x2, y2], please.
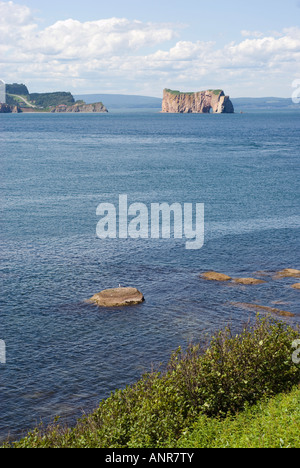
[162, 89, 234, 114]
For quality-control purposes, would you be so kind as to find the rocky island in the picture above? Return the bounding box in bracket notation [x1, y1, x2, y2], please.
[51, 102, 108, 113]
[162, 88, 234, 114]
[0, 82, 108, 113]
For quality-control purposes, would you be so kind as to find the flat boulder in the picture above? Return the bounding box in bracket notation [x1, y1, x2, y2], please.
[275, 268, 300, 278]
[88, 287, 144, 307]
[292, 283, 300, 290]
[233, 278, 266, 285]
[201, 271, 231, 282]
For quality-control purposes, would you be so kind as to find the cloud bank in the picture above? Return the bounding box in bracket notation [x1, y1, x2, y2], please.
[1, 1, 300, 96]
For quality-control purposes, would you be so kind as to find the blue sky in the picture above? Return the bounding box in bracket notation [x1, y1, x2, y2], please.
[1, 0, 300, 97]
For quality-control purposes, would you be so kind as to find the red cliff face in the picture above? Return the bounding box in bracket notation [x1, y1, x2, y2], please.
[162, 89, 234, 114]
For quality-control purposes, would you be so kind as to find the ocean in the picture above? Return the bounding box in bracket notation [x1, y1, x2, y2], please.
[0, 111, 299, 441]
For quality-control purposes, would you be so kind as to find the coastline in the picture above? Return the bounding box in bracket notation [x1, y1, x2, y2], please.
[3, 316, 300, 448]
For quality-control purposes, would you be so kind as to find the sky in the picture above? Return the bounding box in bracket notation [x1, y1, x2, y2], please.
[1, 0, 300, 97]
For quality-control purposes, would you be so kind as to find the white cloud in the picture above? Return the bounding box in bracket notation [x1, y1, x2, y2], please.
[25, 17, 178, 59]
[0, 0, 37, 41]
[1, 1, 300, 96]
[241, 30, 265, 38]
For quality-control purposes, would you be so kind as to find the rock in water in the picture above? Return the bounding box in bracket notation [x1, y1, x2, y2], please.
[232, 302, 295, 318]
[88, 287, 144, 307]
[201, 271, 232, 281]
[292, 284, 300, 290]
[275, 269, 300, 278]
[162, 89, 234, 114]
[233, 278, 266, 285]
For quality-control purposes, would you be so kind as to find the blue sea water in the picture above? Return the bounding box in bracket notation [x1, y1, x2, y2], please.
[0, 111, 299, 441]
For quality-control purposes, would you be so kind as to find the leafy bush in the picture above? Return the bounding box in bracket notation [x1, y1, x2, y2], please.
[4, 316, 300, 448]
[168, 317, 300, 417]
[177, 386, 300, 448]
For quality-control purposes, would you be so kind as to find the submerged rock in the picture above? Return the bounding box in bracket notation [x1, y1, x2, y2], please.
[232, 302, 295, 318]
[233, 278, 266, 285]
[88, 287, 144, 307]
[201, 271, 232, 282]
[275, 269, 300, 278]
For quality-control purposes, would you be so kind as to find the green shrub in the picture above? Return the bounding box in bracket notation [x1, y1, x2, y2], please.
[177, 385, 300, 448]
[169, 316, 300, 417]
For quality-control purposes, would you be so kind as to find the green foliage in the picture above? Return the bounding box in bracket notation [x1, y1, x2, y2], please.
[177, 386, 300, 448]
[4, 83, 76, 109]
[164, 89, 195, 96]
[170, 317, 300, 418]
[164, 88, 223, 96]
[208, 89, 223, 95]
[5, 94, 20, 107]
[4, 316, 300, 448]
[6, 83, 29, 95]
[29, 92, 75, 109]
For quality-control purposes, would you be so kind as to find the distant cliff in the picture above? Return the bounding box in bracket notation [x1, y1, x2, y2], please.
[51, 102, 108, 113]
[0, 103, 21, 113]
[162, 89, 234, 114]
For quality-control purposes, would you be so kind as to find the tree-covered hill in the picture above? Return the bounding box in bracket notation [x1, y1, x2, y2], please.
[6, 83, 29, 96]
[5, 83, 75, 110]
[29, 92, 75, 108]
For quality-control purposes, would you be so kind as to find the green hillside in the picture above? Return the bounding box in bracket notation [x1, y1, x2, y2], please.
[5, 83, 76, 110]
[6, 83, 29, 96]
[29, 92, 75, 108]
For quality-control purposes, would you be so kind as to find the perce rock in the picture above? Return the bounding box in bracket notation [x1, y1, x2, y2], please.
[162, 89, 234, 114]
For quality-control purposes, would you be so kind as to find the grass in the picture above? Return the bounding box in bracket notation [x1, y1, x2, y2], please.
[208, 89, 223, 95]
[164, 88, 223, 96]
[2, 315, 300, 448]
[164, 89, 195, 96]
[177, 386, 300, 448]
